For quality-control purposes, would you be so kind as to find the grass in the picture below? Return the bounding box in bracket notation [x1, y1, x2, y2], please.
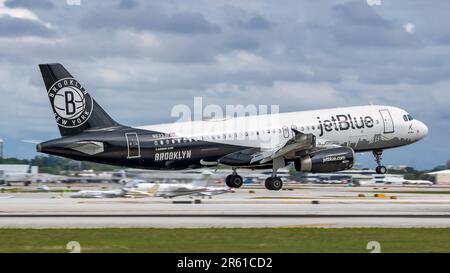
[0, 228, 449, 253]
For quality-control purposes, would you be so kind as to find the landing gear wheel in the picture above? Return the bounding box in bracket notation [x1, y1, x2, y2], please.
[225, 175, 232, 187]
[373, 150, 387, 175]
[265, 177, 283, 191]
[225, 174, 243, 188]
[376, 166, 387, 174]
[264, 177, 272, 190]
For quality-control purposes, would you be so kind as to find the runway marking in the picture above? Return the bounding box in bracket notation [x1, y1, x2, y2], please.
[278, 224, 334, 228]
[0, 214, 449, 218]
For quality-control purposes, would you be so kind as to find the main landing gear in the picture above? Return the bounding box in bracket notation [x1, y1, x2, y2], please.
[225, 169, 243, 188]
[373, 150, 388, 174]
[265, 176, 283, 191]
[264, 157, 284, 191]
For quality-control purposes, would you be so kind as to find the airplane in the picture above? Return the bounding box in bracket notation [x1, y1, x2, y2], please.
[402, 179, 433, 185]
[36, 63, 428, 191]
[70, 184, 159, 198]
[125, 180, 230, 198]
[380, 176, 433, 185]
[69, 189, 124, 198]
[192, 186, 232, 198]
[358, 174, 433, 186]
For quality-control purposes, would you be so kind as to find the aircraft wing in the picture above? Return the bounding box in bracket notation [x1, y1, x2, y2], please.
[250, 129, 316, 164]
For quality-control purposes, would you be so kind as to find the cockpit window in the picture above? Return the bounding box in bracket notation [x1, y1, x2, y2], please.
[404, 114, 413, 121]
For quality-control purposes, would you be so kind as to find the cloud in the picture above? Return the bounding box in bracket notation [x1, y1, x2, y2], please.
[329, 1, 418, 47]
[404, 23, 415, 33]
[4, 0, 53, 9]
[0, 15, 54, 37]
[81, 8, 221, 35]
[0, 0, 449, 168]
[118, 0, 138, 9]
[230, 15, 272, 30]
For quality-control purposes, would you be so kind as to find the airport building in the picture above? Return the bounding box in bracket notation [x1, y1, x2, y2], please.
[0, 164, 38, 175]
[428, 170, 450, 184]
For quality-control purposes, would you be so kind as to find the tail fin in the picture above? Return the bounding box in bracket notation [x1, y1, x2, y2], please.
[39, 63, 120, 137]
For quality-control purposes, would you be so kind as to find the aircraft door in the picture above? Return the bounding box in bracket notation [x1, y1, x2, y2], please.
[282, 126, 290, 138]
[379, 109, 394, 134]
[125, 132, 141, 158]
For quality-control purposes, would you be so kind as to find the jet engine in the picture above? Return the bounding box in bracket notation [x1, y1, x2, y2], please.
[294, 147, 354, 173]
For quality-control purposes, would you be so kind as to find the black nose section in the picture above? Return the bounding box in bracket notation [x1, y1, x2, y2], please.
[36, 144, 42, 152]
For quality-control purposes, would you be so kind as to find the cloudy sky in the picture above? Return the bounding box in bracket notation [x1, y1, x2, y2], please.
[0, 0, 449, 169]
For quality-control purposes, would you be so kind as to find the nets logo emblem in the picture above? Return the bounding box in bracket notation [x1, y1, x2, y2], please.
[48, 78, 93, 128]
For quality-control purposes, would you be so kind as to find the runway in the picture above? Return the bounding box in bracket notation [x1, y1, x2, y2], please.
[1, 185, 449, 228]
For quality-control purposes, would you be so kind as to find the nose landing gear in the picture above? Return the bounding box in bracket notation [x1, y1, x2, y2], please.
[373, 150, 388, 174]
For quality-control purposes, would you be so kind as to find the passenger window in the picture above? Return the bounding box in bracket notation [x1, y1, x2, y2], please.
[154, 141, 158, 146]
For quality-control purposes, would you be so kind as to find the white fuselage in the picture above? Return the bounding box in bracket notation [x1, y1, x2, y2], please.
[138, 105, 428, 153]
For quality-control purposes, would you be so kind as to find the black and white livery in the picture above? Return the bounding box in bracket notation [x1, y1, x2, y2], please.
[37, 64, 428, 191]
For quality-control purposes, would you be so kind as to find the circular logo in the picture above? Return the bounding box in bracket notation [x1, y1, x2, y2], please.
[48, 78, 93, 128]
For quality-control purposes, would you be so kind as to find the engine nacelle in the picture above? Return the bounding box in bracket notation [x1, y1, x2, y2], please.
[294, 147, 354, 173]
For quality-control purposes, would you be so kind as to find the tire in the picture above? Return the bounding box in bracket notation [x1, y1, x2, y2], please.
[225, 175, 233, 187]
[270, 177, 283, 191]
[375, 166, 380, 173]
[231, 175, 243, 188]
[264, 177, 273, 190]
[376, 166, 387, 174]
[226, 175, 243, 188]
